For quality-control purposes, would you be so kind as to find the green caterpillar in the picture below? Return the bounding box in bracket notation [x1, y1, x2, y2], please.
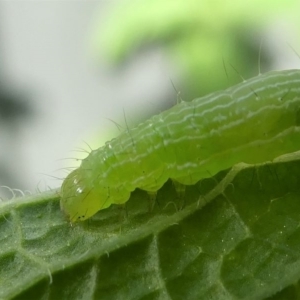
[61, 69, 300, 222]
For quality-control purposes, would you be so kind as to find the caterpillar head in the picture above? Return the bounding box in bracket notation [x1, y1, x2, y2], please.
[60, 169, 110, 222]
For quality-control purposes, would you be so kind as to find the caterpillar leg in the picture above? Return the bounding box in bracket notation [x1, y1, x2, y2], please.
[118, 203, 128, 219]
[147, 191, 158, 211]
[172, 180, 186, 209]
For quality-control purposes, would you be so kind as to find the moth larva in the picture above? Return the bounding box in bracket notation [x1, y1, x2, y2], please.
[61, 69, 300, 222]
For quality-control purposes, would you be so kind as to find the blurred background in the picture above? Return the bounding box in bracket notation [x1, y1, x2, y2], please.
[0, 0, 299, 198]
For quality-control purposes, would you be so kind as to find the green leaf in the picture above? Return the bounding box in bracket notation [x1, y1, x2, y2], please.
[1, 153, 300, 299]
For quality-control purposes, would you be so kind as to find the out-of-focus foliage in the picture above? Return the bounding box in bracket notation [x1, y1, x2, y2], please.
[91, 0, 300, 99]
[0, 76, 34, 197]
[0, 84, 32, 122]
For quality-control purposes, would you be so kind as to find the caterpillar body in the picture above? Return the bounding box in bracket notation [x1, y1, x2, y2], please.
[61, 69, 300, 222]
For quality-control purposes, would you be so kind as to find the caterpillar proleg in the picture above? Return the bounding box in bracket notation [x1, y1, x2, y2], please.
[61, 69, 300, 222]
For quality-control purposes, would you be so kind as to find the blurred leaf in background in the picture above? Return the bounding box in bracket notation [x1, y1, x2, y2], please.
[91, 0, 300, 100]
